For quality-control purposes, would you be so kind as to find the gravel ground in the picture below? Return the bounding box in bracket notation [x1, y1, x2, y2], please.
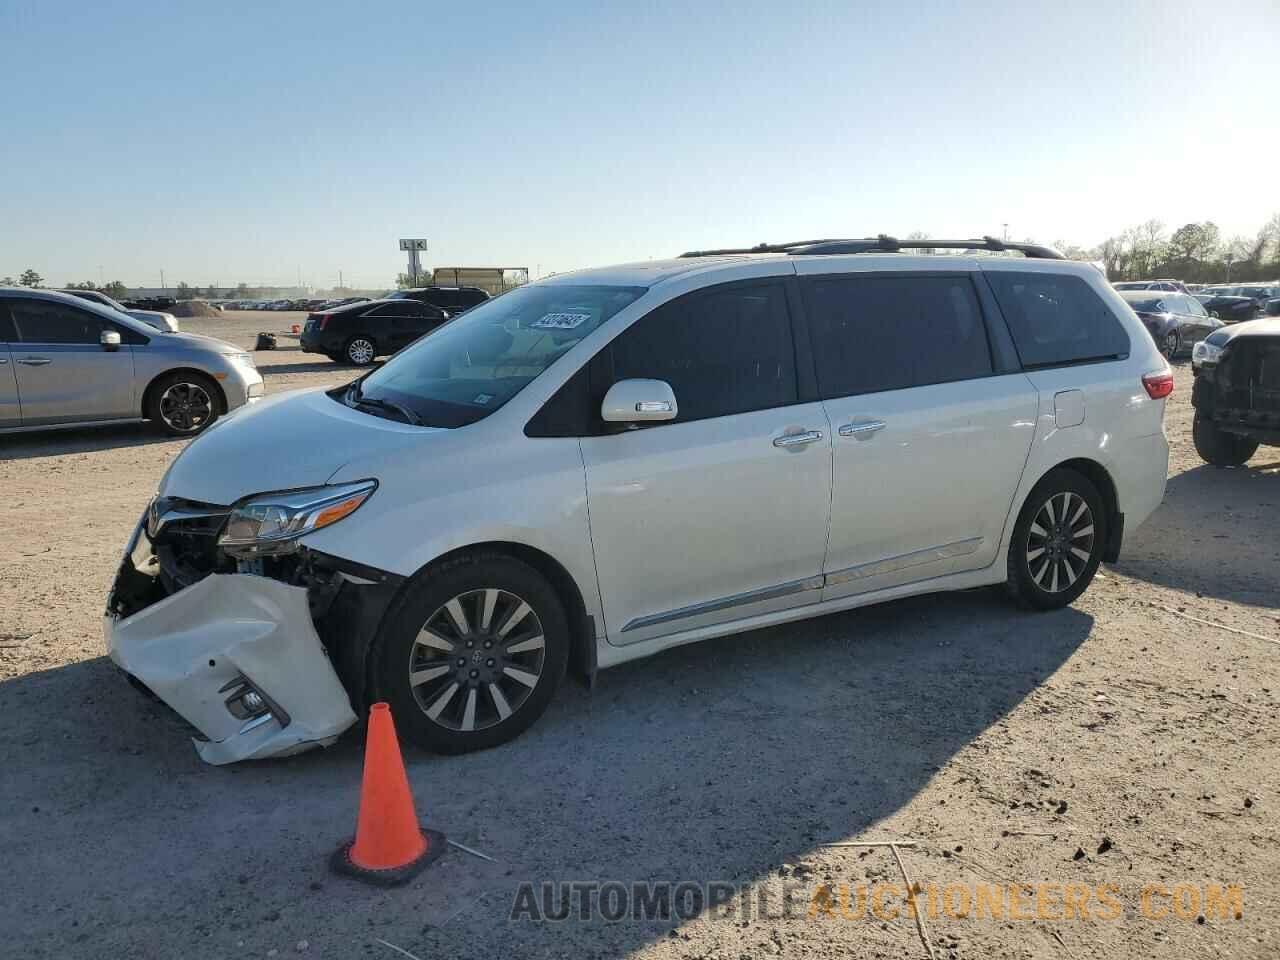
[1, 311, 1277, 960]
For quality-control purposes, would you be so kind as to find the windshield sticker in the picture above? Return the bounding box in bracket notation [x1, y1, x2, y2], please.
[472, 393, 495, 405]
[530, 312, 591, 330]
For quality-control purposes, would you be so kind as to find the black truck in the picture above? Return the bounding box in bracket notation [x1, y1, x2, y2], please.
[1191, 317, 1280, 466]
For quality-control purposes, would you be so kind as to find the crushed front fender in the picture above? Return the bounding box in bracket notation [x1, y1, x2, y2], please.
[105, 573, 357, 764]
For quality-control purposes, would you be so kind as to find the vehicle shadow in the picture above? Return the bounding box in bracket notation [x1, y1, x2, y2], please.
[257, 359, 351, 376]
[1111, 458, 1280, 607]
[0, 588, 1091, 956]
[0, 422, 177, 461]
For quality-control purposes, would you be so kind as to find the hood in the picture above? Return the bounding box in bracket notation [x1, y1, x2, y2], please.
[150, 330, 239, 352]
[1220, 317, 1280, 342]
[159, 387, 442, 504]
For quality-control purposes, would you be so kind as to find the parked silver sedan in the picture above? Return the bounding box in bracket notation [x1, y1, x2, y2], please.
[0, 288, 263, 436]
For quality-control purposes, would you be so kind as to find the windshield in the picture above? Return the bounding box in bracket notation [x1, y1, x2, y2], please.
[351, 283, 646, 427]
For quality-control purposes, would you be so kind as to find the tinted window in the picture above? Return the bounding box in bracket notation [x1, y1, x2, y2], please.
[10, 300, 107, 344]
[367, 301, 420, 318]
[802, 275, 992, 397]
[603, 281, 797, 423]
[0, 304, 16, 341]
[987, 273, 1130, 368]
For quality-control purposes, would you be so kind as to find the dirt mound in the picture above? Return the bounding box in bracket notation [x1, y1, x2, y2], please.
[169, 300, 222, 318]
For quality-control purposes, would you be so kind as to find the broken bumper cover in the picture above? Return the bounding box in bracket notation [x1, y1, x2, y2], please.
[105, 572, 358, 764]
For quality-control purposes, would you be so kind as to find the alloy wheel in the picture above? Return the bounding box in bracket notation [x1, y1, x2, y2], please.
[1163, 331, 1179, 359]
[158, 381, 214, 433]
[407, 588, 546, 732]
[1026, 491, 1095, 593]
[347, 339, 375, 364]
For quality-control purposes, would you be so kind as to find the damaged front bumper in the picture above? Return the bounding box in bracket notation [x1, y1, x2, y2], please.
[105, 510, 399, 764]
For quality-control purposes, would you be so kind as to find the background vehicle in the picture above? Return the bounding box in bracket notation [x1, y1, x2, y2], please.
[1119, 290, 1222, 358]
[386, 285, 490, 315]
[61, 288, 180, 332]
[1191, 317, 1280, 466]
[1195, 291, 1260, 323]
[123, 296, 177, 311]
[1113, 279, 1190, 294]
[107, 237, 1171, 760]
[1202, 284, 1280, 311]
[299, 297, 450, 364]
[0, 288, 262, 435]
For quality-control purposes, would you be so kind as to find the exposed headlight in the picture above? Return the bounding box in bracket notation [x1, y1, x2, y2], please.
[218, 480, 376, 557]
[1192, 341, 1223, 367]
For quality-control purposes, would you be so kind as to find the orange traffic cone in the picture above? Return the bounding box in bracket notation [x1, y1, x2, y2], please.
[330, 702, 446, 885]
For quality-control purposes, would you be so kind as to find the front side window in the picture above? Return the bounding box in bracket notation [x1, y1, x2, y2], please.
[353, 283, 646, 427]
[602, 281, 798, 423]
[986, 272, 1130, 368]
[802, 275, 993, 398]
[10, 299, 107, 344]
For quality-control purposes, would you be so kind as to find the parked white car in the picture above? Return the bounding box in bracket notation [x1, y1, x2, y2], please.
[106, 237, 1171, 763]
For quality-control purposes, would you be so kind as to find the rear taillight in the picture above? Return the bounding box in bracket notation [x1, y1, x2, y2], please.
[317, 313, 332, 330]
[1142, 369, 1174, 399]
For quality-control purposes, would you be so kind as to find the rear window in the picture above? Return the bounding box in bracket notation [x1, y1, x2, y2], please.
[986, 272, 1130, 368]
[802, 275, 993, 397]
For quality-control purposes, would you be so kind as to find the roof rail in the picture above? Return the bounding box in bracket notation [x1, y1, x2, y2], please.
[679, 235, 1065, 260]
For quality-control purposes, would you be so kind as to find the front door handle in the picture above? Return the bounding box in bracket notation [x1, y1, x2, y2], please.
[17, 357, 52, 366]
[838, 419, 886, 439]
[773, 429, 824, 448]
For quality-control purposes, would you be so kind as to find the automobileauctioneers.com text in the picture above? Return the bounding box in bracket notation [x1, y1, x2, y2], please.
[509, 880, 1244, 924]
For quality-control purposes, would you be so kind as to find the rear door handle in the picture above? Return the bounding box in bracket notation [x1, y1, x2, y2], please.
[838, 419, 886, 439]
[773, 429, 824, 448]
[17, 357, 52, 366]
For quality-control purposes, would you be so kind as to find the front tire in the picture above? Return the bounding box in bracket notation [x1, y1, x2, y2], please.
[146, 371, 223, 436]
[1193, 414, 1258, 467]
[376, 553, 570, 754]
[1007, 468, 1106, 610]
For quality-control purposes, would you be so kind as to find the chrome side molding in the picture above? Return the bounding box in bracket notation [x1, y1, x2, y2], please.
[825, 537, 983, 586]
[622, 537, 984, 633]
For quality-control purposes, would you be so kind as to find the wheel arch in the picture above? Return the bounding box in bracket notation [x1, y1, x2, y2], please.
[370, 540, 597, 697]
[1022, 457, 1121, 562]
[140, 367, 228, 419]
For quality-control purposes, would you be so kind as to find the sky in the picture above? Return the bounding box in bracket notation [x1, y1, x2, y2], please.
[1, 0, 1277, 290]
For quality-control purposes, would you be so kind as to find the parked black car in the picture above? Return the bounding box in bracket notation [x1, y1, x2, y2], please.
[1195, 292, 1260, 323]
[299, 298, 450, 365]
[1119, 290, 1222, 359]
[1191, 317, 1280, 466]
[385, 285, 490, 315]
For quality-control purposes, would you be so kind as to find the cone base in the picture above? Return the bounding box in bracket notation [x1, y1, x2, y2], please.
[330, 828, 447, 886]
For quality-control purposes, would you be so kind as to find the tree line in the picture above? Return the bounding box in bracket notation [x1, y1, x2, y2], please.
[6, 214, 1279, 295]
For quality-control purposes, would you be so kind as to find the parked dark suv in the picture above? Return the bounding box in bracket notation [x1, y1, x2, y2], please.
[300, 298, 450, 365]
[385, 285, 490, 315]
[1191, 317, 1280, 466]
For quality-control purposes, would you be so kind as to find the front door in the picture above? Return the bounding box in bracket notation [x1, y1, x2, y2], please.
[795, 270, 1038, 600]
[8, 298, 136, 424]
[581, 279, 833, 645]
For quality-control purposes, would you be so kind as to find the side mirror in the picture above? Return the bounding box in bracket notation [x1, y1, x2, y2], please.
[601, 378, 678, 424]
[100, 330, 122, 352]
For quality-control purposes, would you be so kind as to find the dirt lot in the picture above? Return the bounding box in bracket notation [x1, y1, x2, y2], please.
[1, 311, 1277, 959]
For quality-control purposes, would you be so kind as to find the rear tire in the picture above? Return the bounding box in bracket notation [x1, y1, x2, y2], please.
[375, 553, 570, 754]
[1193, 414, 1258, 467]
[1006, 468, 1106, 611]
[1161, 329, 1180, 359]
[344, 337, 377, 366]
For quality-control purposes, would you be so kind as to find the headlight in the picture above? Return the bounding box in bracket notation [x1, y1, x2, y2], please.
[218, 480, 376, 557]
[1192, 341, 1223, 367]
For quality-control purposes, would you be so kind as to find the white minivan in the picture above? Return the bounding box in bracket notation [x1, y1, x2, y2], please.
[106, 237, 1171, 763]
